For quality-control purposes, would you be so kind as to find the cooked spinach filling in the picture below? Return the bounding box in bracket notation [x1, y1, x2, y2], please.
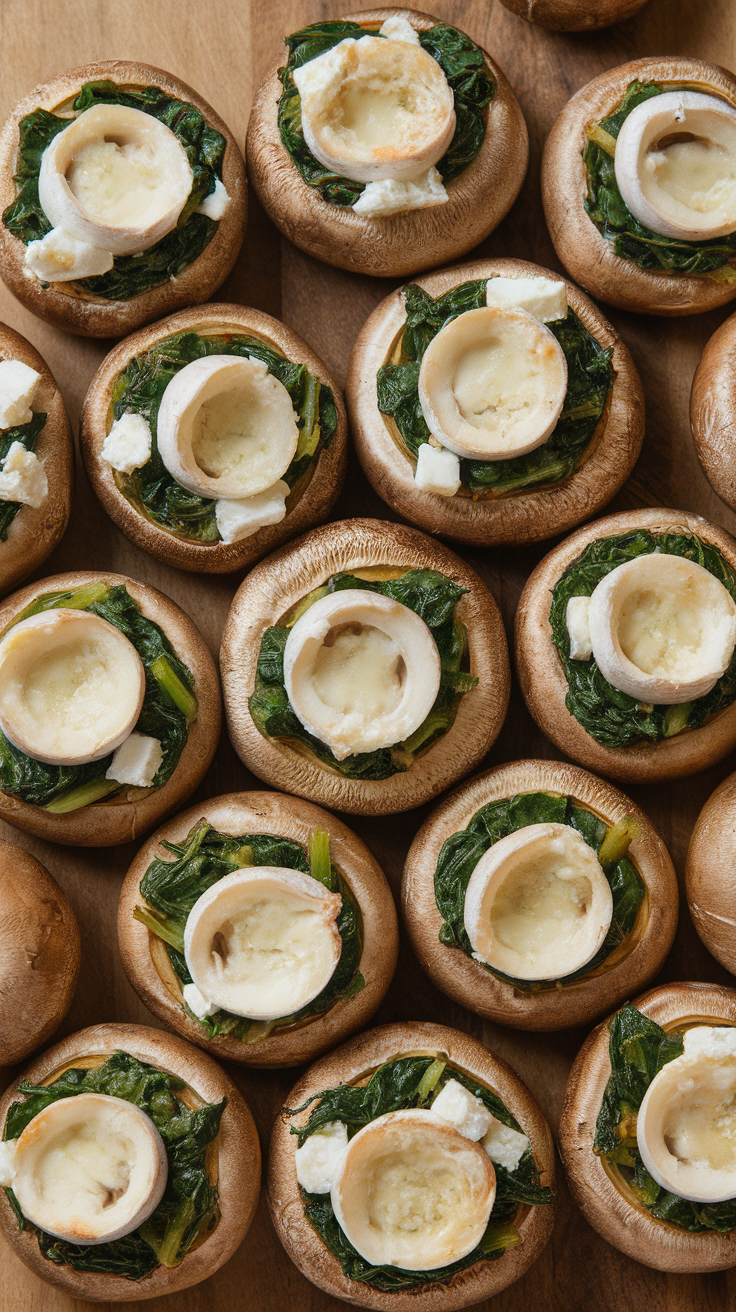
[2, 1050, 224, 1280]
[277, 21, 494, 207]
[0, 581, 196, 813]
[249, 568, 478, 781]
[0, 411, 46, 541]
[435, 790, 644, 991]
[377, 280, 613, 496]
[584, 80, 736, 278]
[3, 80, 226, 301]
[550, 529, 736, 749]
[289, 1054, 552, 1292]
[135, 820, 364, 1042]
[594, 1002, 736, 1232]
[111, 330, 337, 542]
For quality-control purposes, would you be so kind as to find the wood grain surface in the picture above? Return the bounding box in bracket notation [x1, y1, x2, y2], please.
[1, 1, 735, 1308]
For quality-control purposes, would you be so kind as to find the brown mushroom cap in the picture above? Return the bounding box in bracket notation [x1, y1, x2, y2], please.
[402, 758, 678, 1031]
[79, 304, 347, 573]
[686, 770, 736, 974]
[542, 57, 736, 315]
[347, 257, 644, 546]
[220, 518, 510, 815]
[0, 323, 73, 597]
[268, 1020, 555, 1309]
[0, 61, 247, 338]
[515, 507, 736, 784]
[498, 0, 649, 30]
[246, 8, 528, 279]
[691, 310, 736, 511]
[0, 1022, 260, 1301]
[118, 789, 398, 1066]
[0, 569, 221, 846]
[560, 981, 736, 1272]
[0, 841, 80, 1065]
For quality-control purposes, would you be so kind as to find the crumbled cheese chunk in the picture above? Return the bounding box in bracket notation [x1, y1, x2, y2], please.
[566, 596, 593, 661]
[0, 359, 41, 428]
[215, 479, 289, 544]
[378, 15, 420, 44]
[295, 1122, 349, 1193]
[414, 442, 461, 497]
[683, 1025, 736, 1060]
[101, 412, 153, 474]
[0, 443, 48, 508]
[352, 167, 448, 218]
[196, 178, 231, 221]
[481, 1117, 529, 1172]
[182, 982, 218, 1021]
[25, 227, 114, 282]
[486, 275, 568, 323]
[0, 1139, 18, 1187]
[431, 1079, 493, 1141]
[105, 732, 163, 787]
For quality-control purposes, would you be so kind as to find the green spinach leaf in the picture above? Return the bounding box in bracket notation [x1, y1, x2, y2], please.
[0, 411, 46, 541]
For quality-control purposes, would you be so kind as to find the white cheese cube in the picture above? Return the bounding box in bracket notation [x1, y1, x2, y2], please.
[431, 1079, 493, 1141]
[481, 1116, 530, 1172]
[25, 227, 114, 282]
[352, 167, 448, 218]
[486, 275, 568, 323]
[295, 1121, 349, 1194]
[414, 442, 461, 497]
[106, 732, 163, 787]
[0, 359, 41, 428]
[0, 1139, 18, 1187]
[0, 443, 48, 508]
[182, 982, 218, 1020]
[215, 479, 289, 544]
[566, 595, 593, 661]
[378, 16, 420, 44]
[196, 178, 231, 221]
[101, 412, 152, 474]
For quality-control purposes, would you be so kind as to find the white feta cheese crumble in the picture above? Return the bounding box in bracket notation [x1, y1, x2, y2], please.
[352, 167, 448, 218]
[566, 595, 593, 661]
[481, 1116, 530, 1172]
[0, 443, 47, 508]
[431, 1079, 493, 1141]
[486, 275, 568, 324]
[0, 359, 41, 428]
[25, 227, 114, 282]
[378, 16, 420, 44]
[0, 1139, 18, 1187]
[105, 732, 163, 787]
[414, 442, 461, 497]
[682, 1025, 736, 1060]
[101, 412, 153, 474]
[295, 1121, 349, 1193]
[182, 982, 218, 1021]
[215, 479, 289, 544]
[196, 178, 231, 221]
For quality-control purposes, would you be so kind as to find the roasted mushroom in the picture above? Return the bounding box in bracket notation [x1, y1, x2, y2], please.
[498, 0, 649, 30]
[691, 309, 736, 512]
[686, 770, 736, 975]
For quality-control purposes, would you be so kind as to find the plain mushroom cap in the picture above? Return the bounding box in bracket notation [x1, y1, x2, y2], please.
[347, 257, 644, 547]
[515, 506, 736, 784]
[498, 0, 649, 30]
[691, 309, 736, 513]
[0, 1022, 261, 1301]
[0, 840, 80, 1065]
[117, 790, 399, 1067]
[268, 1020, 555, 1309]
[542, 56, 736, 315]
[0, 60, 247, 338]
[80, 303, 347, 573]
[686, 769, 736, 975]
[559, 981, 736, 1272]
[245, 7, 528, 279]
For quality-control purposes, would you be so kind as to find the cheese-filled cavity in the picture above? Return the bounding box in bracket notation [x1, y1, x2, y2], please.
[183, 865, 343, 1021]
[331, 1108, 495, 1269]
[587, 553, 736, 704]
[7, 1092, 168, 1244]
[637, 1025, 736, 1203]
[283, 589, 442, 759]
[0, 609, 145, 766]
[463, 821, 614, 981]
[614, 91, 736, 241]
[418, 306, 568, 462]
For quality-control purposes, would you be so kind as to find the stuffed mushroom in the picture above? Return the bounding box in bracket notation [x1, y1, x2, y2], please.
[686, 771, 736, 975]
[498, 0, 649, 30]
[691, 308, 736, 512]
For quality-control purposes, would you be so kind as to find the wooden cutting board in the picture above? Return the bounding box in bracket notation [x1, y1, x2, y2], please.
[1, 0, 735, 1307]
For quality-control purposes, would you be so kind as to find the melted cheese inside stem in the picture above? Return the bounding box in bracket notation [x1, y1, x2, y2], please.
[310, 623, 404, 719]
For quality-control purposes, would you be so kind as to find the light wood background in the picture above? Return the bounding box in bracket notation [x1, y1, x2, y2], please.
[1, 0, 736, 1308]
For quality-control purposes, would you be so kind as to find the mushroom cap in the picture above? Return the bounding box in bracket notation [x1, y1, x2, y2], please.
[515, 507, 736, 783]
[347, 257, 644, 546]
[686, 770, 736, 974]
[80, 304, 347, 573]
[402, 758, 677, 1030]
[0, 1022, 260, 1301]
[0, 61, 247, 338]
[220, 517, 510, 815]
[0, 840, 80, 1065]
[498, 0, 649, 30]
[691, 309, 736, 512]
[246, 8, 528, 278]
[559, 981, 736, 1271]
[268, 1020, 555, 1309]
[542, 57, 736, 315]
[0, 570, 221, 846]
[118, 790, 399, 1066]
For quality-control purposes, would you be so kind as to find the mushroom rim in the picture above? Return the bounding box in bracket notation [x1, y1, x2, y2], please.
[685, 768, 736, 975]
[497, 0, 650, 33]
[691, 309, 736, 513]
